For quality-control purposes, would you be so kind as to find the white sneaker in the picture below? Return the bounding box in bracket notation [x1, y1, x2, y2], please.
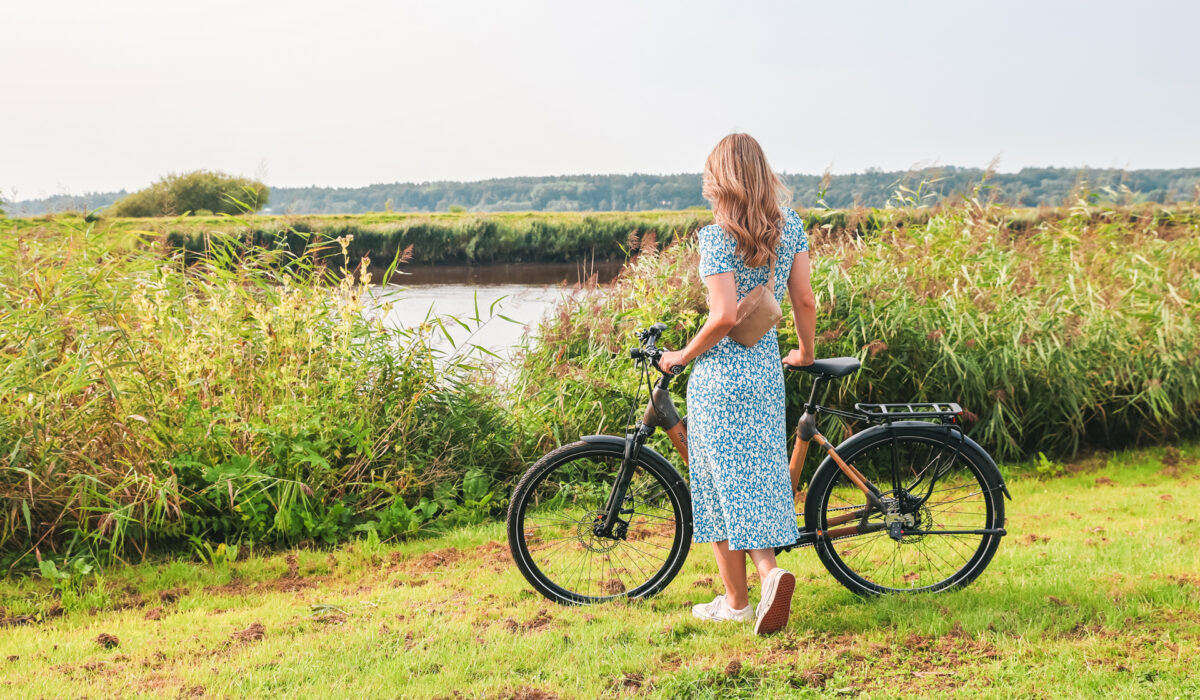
[754, 568, 795, 635]
[691, 595, 753, 622]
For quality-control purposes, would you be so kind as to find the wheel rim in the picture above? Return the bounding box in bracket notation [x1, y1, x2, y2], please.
[819, 435, 997, 593]
[515, 447, 686, 603]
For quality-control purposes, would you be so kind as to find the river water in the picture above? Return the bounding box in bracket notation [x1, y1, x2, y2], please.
[368, 261, 622, 362]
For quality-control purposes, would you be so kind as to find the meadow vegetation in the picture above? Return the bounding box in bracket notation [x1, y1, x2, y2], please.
[522, 201, 1200, 462]
[1, 201, 1197, 572]
[0, 445, 1197, 698]
[0, 220, 517, 570]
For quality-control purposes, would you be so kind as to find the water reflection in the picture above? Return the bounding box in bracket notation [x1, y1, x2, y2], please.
[367, 262, 617, 364]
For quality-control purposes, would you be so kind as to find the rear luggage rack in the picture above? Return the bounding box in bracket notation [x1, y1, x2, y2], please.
[854, 402, 963, 424]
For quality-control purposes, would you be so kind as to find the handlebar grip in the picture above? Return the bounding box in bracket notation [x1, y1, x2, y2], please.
[669, 365, 684, 375]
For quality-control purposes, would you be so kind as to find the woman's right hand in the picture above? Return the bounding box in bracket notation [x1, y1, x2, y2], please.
[783, 348, 814, 368]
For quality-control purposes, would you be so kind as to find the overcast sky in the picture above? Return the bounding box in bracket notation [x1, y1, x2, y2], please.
[3, 0, 1198, 198]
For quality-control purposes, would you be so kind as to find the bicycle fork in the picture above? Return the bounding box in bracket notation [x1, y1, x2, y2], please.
[595, 381, 687, 540]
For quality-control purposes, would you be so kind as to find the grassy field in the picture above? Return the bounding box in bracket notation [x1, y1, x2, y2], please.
[1, 443, 1197, 698]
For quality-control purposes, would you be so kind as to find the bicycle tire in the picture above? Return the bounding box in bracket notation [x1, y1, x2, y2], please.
[506, 439, 692, 605]
[805, 424, 1006, 595]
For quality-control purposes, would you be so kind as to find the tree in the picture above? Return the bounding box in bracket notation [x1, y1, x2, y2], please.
[110, 170, 269, 217]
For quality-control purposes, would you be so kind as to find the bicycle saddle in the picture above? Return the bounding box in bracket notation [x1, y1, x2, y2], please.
[784, 356, 861, 378]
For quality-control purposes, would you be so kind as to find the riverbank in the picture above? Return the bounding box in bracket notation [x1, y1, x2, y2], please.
[1, 444, 1197, 698]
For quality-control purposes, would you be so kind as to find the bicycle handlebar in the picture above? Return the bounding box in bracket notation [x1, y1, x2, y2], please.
[632, 324, 684, 376]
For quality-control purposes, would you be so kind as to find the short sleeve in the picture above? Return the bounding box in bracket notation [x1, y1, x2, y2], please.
[697, 224, 736, 277]
[784, 207, 808, 253]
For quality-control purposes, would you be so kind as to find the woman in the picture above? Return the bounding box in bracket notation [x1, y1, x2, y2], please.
[658, 133, 817, 636]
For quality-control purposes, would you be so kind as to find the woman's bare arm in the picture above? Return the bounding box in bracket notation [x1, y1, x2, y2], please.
[658, 271, 737, 371]
[785, 251, 816, 366]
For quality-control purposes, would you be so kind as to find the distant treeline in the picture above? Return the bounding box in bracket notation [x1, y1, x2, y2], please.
[9, 167, 1200, 216]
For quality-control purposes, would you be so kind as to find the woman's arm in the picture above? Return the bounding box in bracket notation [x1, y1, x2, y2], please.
[658, 271, 737, 372]
[784, 251, 816, 367]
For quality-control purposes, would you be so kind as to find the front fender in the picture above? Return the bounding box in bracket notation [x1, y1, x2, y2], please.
[580, 434, 690, 494]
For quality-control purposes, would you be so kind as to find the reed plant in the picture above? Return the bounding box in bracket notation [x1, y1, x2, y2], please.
[514, 203, 1200, 463]
[3, 202, 1197, 568]
[0, 220, 515, 568]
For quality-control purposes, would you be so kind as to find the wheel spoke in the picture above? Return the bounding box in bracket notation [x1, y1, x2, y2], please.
[818, 433, 1000, 593]
[509, 448, 686, 602]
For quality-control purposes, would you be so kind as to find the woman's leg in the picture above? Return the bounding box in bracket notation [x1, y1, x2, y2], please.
[711, 540, 749, 609]
[747, 548, 778, 580]
[713, 543, 781, 610]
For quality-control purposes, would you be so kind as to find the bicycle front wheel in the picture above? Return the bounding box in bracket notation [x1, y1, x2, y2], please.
[506, 440, 692, 605]
[805, 426, 1006, 595]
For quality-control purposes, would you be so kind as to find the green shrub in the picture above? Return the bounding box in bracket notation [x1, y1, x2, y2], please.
[110, 170, 269, 217]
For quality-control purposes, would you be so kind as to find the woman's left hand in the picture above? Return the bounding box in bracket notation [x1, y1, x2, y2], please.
[658, 350, 689, 374]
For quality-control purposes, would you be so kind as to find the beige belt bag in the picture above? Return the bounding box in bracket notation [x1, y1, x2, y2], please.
[728, 258, 782, 346]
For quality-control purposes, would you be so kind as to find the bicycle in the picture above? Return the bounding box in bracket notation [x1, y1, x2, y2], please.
[507, 323, 1011, 604]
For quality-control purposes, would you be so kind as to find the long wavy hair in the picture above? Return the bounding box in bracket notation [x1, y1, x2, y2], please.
[701, 133, 792, 268]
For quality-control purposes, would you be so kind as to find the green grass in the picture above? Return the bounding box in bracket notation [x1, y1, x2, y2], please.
[2, 443, 1197, 698]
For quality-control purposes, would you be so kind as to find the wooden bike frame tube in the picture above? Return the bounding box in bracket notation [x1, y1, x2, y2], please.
[665, 423, 688, 466]
[788, 436, 809, 499]
[820, 523, 885, 539]
[824, 509, 869, 527]
[812, 433, 887, 511]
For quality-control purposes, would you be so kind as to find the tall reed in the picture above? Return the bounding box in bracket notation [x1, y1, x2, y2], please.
[0, 220, 515, 568]
[514, 203, 1200, 463]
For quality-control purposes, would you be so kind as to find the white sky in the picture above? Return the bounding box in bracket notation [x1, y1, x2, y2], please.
[2, 0, 1198, 198]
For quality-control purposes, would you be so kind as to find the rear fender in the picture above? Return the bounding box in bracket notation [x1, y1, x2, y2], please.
[805, 422, 1011, 515]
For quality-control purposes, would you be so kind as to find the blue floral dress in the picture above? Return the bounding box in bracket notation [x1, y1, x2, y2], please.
[686, 208, 807, 551]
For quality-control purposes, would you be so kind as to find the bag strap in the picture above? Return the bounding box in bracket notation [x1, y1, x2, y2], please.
[766, 255, 776, 293]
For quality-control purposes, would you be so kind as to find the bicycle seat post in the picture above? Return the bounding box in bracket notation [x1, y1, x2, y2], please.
[804, 376, 828, 415]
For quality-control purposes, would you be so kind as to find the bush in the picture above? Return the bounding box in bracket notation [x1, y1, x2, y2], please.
[110, 170, 269, 217]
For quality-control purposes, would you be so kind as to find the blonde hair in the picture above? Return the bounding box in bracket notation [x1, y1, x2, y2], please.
[701, 133, 792, 267]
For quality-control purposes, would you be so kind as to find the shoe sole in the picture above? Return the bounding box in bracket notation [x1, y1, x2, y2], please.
[754, 571, 795, 635]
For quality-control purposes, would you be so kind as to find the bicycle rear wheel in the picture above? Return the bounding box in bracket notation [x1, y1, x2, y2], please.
[506, 440, 691, 605]
[805, 426, 1006, 595]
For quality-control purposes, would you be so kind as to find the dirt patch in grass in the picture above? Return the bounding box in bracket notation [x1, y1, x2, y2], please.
[475, 541, 512, 572]
[95, 633, 120, 649]
[231, 622, 266, 643]
[0, 602, 62, 628]
[0, 613, 36, 628]
[492, 687, 560, 700]
[409, 547, 463, 573]
[210, 569, 320, 597]
[503, 608, 556, 634]
[158, 588, 188, 604]
[754, 627, 1004, 695]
